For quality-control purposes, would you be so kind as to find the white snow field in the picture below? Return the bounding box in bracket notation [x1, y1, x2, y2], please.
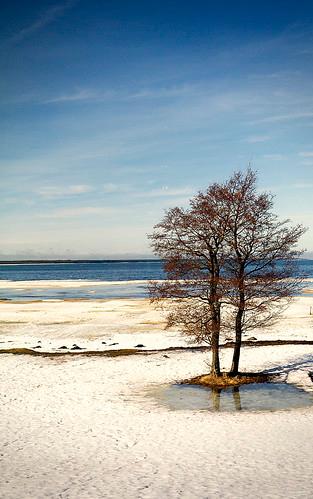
[0, 288, 313, 498]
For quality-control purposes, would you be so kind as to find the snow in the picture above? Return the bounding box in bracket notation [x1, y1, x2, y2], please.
[0, 295, 312, 352]
[0, 277, 312, 288]
[0, 285, 313, 498]
[0, 298, 190, 351]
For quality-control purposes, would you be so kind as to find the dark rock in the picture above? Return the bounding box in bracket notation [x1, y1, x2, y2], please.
[109, 342, 119, 346]
[247, 337, 257, 341]
[38, 340, 41, 343]
[101, 341, 106, 344]
[135, 344, 145, 348]
[163, 354, 170, 358]
[59, 346, 68, 350]
[308, 372, 313, 382]
[33, 345, 41, 349]
[71, 344, 83, 350]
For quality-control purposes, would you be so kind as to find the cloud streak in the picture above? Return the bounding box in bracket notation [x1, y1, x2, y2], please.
[135, 186, 194, 198]
[251, 111, 313, 124]
[39, 206, 112, 219]
[42, 84, 199, 105]
[263, 154, 285, 161]
[37, 184, 92, 199]
[299, 151, 313, 157]
[6, 1, 76, 45]
[245, 135, 271, 143]
[102, 183, 132, 193]
[43, 89, 100, 104]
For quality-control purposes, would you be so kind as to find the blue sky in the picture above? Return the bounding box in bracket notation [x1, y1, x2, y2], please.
[1, 0, 313, 258]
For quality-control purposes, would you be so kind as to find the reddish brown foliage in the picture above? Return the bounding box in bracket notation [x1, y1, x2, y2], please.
[148, 169, 306, 375]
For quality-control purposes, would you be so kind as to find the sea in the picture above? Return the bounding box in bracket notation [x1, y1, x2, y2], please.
[0, 260, 163, 300]
[0, 259, 312, 301]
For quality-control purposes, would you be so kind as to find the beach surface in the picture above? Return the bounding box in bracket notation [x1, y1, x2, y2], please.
[1, 282, 313, 498]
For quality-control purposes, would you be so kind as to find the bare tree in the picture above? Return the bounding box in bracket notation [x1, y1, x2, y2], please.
[149, 169, 306, 379]
[148, 185, 231, 376]
[219, 170, 306, 375]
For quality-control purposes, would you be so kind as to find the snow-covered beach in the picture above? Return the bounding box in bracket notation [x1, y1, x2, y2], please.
[1, 280, 313, 498]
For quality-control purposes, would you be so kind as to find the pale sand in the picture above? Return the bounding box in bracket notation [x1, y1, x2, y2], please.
[0, 295, 312, 352]
[0, 277, 312, 288]
[0, 298, 180, 351]
[0, 287, 313, 498]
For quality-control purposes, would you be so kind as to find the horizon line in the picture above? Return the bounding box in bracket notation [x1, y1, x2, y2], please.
[0, 256, 313, 264]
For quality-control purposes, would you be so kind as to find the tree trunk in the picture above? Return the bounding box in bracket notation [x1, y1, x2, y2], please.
[229, 309, 243, 375]
[229, 278, 245, 375]
[210, 330, 221, 376]
[209, 256, 221, 376]
[210, 307, 221, 376]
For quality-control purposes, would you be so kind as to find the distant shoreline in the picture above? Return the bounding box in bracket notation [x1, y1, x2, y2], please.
[0, 258, 312, 265]
[0, 259, 159, 265]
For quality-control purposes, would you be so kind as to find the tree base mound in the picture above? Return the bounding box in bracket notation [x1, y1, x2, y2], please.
[183, 372, 276, 388]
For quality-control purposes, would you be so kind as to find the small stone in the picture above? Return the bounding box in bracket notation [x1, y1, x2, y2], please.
[135, 344, 145, 348]
[247, 337, 257, 341]
[163, 354, 170, 358]
[308, 372, 313, 382]
[109, 342, 119, 346]
[59, 346, 68, 350]
[33, 345, 41, 349]
[71, 345, 83, 350]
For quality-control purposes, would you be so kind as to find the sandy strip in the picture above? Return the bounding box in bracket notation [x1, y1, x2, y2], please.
[0, 296, 313, 353]
[1, 277, 312, 288]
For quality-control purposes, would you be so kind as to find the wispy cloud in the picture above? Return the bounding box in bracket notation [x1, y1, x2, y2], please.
[37, 184, 92, 199]
[101, 184, 193, 198]
[43, 89, 101, 104]
[250, 70, 302, 80]
[136, 186, 194, 198]
[102, 183, 131, 193]
[244, 135, 271, 143]
[6, 1, 76, 45]
[127, 84, 198, 100]
[292, 183, 313, 189]
[39, 206, 111, 219]
[251, 111, 313, 124]
[299, 151, 313, 157]
[264, 182, 313, 192]
[263, 154, 285, 161]
[300, 160, 313, 167]
[42, 84, 198, 105]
